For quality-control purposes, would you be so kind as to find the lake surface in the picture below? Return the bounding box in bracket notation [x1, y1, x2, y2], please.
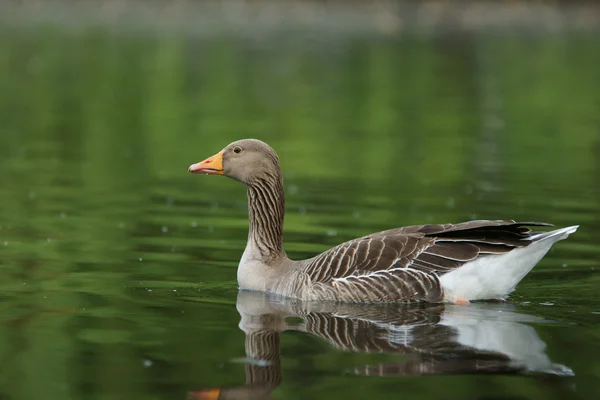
[1, 5, 600, 399]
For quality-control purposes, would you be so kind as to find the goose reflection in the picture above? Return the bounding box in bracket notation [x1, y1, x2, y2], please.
[190, 291, 572, 400]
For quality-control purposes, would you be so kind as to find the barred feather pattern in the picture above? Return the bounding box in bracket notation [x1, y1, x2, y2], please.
[245, 330, 281, 388]
[297, 220, 552, 302]
[211, 139, 563, 303]
[246, 173, 286, 261]
[243, 165, 551, 302]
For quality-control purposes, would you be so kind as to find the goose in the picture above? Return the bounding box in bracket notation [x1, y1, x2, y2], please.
[188, 139, 578, 304]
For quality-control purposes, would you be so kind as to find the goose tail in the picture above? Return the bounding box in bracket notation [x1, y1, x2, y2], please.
[440, 226, 578, 302]
[530, 225, 579, 241]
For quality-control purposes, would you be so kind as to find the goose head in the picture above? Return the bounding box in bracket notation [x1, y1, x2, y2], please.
[188, 139, 281, 185]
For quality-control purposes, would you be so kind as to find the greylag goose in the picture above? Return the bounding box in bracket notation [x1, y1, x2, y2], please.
[188, 139, 578, 304]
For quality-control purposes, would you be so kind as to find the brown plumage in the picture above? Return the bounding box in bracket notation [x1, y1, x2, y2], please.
[299, 220, 552, 303]
[189, 139, 578, 303]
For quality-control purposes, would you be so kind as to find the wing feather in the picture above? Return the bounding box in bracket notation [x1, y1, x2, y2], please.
[301, 220, 546, 302]
[422, 242, 480, 261]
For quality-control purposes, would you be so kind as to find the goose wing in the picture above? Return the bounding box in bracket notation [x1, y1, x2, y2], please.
[302, 220, 551, 302]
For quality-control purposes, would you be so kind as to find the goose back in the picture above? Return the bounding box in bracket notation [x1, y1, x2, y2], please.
[296, 220, 552, 302]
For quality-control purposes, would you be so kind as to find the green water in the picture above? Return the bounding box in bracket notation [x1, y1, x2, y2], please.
[1, 19, 600, 400]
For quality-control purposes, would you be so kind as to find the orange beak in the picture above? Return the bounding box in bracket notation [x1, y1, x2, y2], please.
[188, 388, 221, 400]
[188, 151, 224, 175]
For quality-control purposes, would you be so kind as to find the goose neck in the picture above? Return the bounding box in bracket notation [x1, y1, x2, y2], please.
[246, 175, 286, 261]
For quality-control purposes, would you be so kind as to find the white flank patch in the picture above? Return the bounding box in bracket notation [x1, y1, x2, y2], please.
[439, 226, 578, 302]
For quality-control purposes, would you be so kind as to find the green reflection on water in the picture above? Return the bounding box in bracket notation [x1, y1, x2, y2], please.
[0, 19, 599, 400]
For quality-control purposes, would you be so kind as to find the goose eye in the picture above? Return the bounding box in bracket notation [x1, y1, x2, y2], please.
[233, 146, 242, 154]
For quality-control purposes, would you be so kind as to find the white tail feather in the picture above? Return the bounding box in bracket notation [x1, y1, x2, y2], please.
[440, 226, 579, 302]
[530, 225, 579, 241]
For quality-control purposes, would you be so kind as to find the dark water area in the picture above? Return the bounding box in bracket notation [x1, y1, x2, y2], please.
[1, 5, 600, 399]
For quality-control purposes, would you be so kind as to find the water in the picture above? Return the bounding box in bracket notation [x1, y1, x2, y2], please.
[1, 5, 600, 400]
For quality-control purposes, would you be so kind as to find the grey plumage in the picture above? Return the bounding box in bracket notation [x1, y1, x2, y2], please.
[299, 220, 551, 302]
[189, 139, 577, 303]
